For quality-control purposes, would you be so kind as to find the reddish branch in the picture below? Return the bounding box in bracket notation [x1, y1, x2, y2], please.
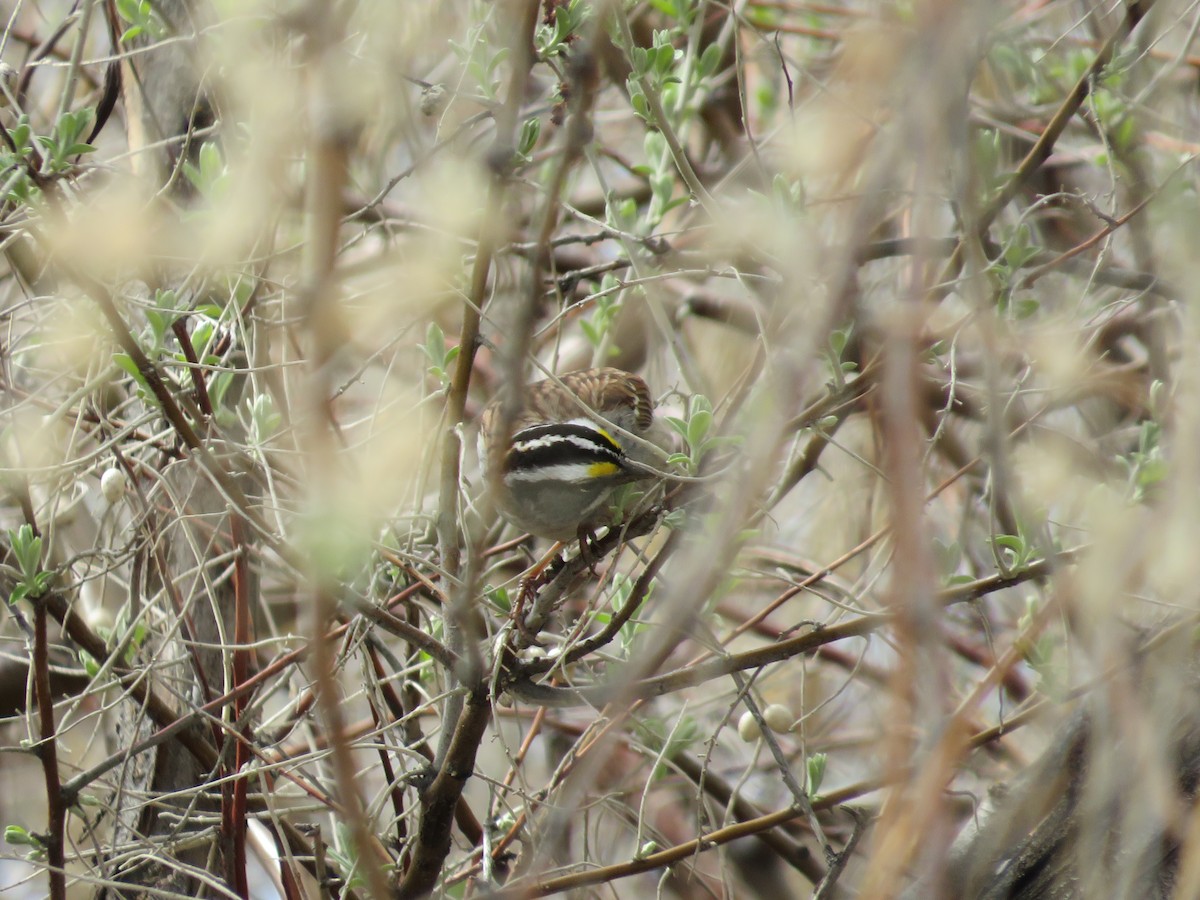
[32, 597, 67, 900]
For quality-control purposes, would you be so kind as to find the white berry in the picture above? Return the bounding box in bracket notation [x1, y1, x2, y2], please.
[763, 704, 794, 733]
[737, 711, 762, 742]
[100, 468, 128, 503]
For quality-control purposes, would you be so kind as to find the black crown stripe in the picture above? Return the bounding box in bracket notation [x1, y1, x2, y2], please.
[506, 424, 626, 473]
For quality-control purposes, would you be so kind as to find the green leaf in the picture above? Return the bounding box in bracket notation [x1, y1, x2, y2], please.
[664, 415, 688, 439]
[112, 354, 138, 381]
[1014, 298, 1040, 319]
[933, 538, 961, 574]
[518, 117, 541, 157]
[686, 408, 712, 449]
[191, 321, 215, 357]
[0, 168, 30, 204]
[486, 46, 510, 76]
[7, 524, 50, 605]
[698, 43, 723, 79]
[807, 753, 827, 794]
[616, 197, 638, 227]
[250, 393, 282, 443]
[11, 119, 30, 149]
[829, 327, 850, 355]
[113, 353, 157, 403]
[644, 130, 669, 167]
[421, 322, 447, 364]
[993, 534, 1025, 553]
[183, 142, 227, 198]
[1137, 456, 1168, 488]
[651, 173, 673, 204]
[208, 371, 235, 412]
[4, 825, 40, 847]
[10, 524, 42, 581]
[631, 90, 650, 122]
[655, 44, 676, 76]
[1113, 116, 1137, 152]
[485, 584, 511, 614]
[144, 309, 168, 349]
[79, 649, 100, 678]
[661, 508, 687, 529]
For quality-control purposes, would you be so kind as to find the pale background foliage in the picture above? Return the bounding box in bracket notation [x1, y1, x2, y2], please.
[0, 0, 1197, 897]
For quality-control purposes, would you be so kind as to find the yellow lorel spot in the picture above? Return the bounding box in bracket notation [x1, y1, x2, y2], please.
[588, 461, 621, 478]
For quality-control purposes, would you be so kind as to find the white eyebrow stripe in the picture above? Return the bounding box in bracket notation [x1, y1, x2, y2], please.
[564, 417, 605, 430]
[511, 431, 620, 455]
[504, 463, 603, 483]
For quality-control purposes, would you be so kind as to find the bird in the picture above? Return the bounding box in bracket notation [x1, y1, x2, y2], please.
[478, 367, 665, 543]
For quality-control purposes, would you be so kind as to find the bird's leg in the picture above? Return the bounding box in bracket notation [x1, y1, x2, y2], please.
[513, 540, 566, 638]
[575, 524, 602, 575]
[512, 529, 606, 642]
